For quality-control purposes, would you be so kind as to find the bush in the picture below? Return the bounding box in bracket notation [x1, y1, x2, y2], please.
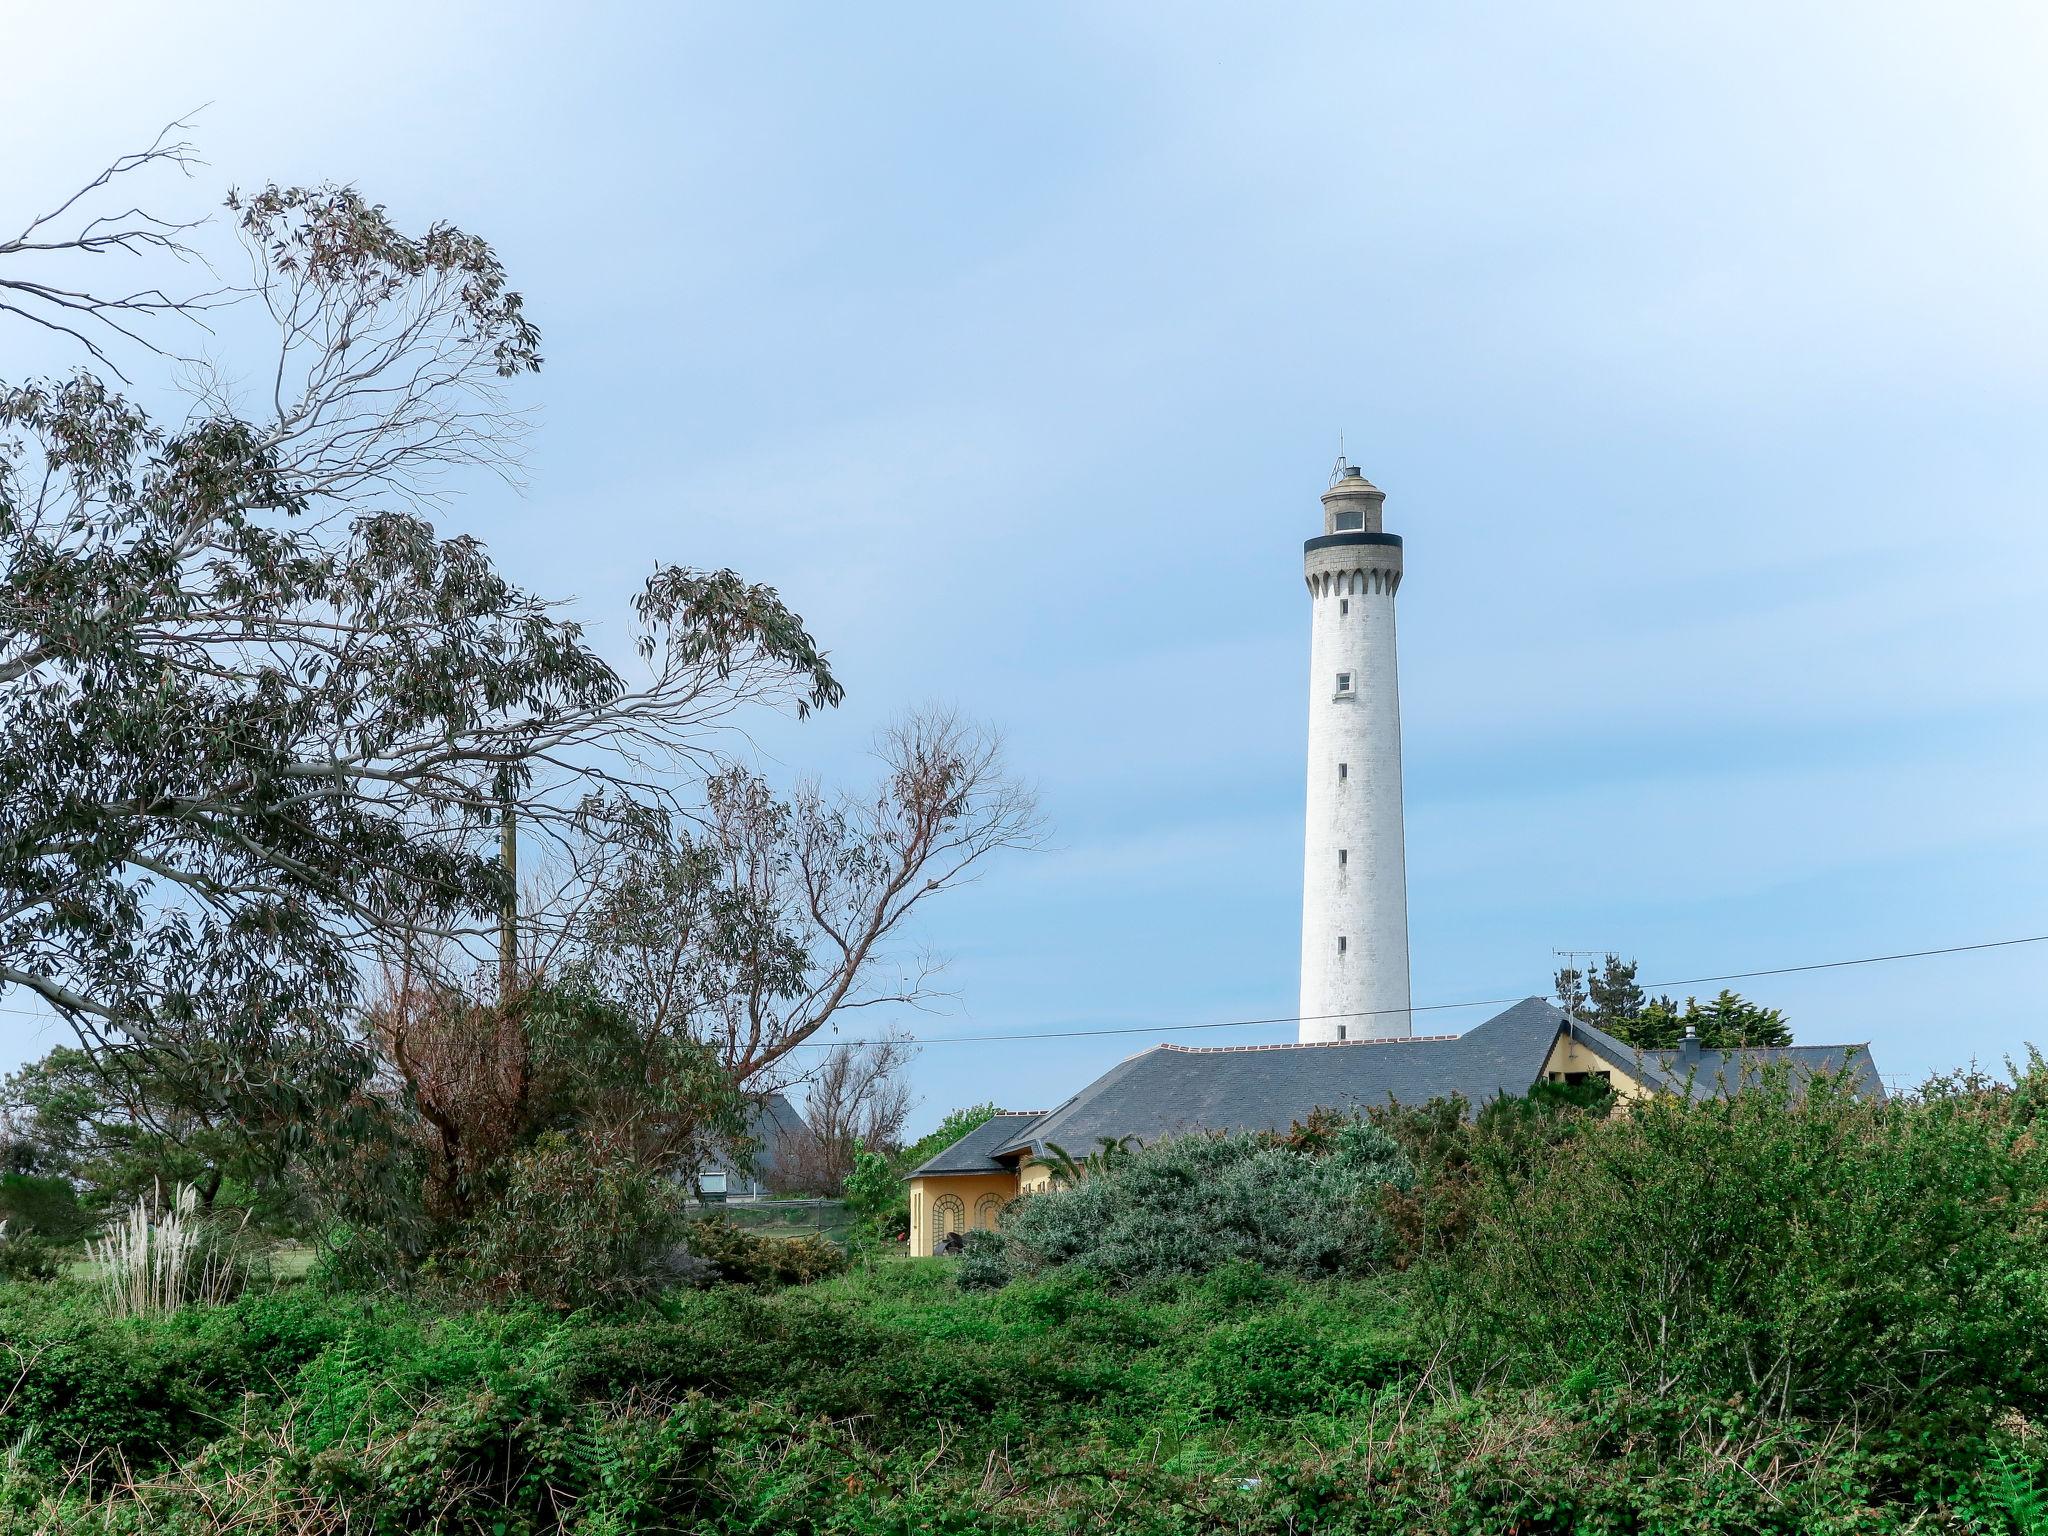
[993, 1121, 1413, 1288]
[450, 1133, 694, 1311]
[683, 1216, 849, 1288]
[955, 1228, 1009, 1289]
[0, 1224, 60, 1280]
[1432, 1057, 2048, 1447]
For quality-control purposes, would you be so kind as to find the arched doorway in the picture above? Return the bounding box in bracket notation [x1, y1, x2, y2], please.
[931, 1193, 966, 1252]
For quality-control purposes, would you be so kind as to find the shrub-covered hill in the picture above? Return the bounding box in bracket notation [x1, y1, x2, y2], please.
[0, 1255, 2038, 1534]
[7, 1060, 2048, 1533]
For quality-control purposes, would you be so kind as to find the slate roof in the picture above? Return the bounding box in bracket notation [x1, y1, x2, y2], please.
[990, 997, 1571, 1161]
[904, 1112, 1049, 1177]
[971, 999, 1887, 1164]
[743, 1092, 811, 1178]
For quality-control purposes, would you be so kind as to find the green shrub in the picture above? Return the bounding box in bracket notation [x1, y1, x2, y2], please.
[0, 1227, 60, 1281]
[994, 1122, 1413, 1288]
[450, 1132, 694, 1311]
[1433, 1057, 2048, 1448]
[954, 1229, 1009, 1289]
[683, 1216, 849, 1287]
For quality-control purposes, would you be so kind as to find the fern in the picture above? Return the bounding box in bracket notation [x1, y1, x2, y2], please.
[1982, 1446, 2048, 1536]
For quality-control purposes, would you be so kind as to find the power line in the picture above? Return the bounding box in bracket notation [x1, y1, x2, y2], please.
[786, 930, 2048, 1048]
[2, 930, 2042, 1048]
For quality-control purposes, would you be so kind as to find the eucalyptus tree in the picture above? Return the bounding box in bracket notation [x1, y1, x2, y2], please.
[0, 133, 838, 1146]
[3, 130, 1040, 1225]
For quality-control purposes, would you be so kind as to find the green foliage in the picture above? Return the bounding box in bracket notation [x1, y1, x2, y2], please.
[448, 1132, 697, 1312]
[0, 1171, 87, 1241]
[898, 1103, 1001, 1174]
[841, 1144, 898, 1222]
[0, 1046, 295, 1229]
[0, 1228, 59, 1281]
[10, 1071, 2048, 1531]
[993, 1120, 1414, 1288]
[954, 1228, 1010, 1290]
[1432, 1057, 2048, 1444]
[1557, 954, 1794, 1047]
[682, 1216, 850, 1288]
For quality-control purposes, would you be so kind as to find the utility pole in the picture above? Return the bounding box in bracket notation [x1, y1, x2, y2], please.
[497, 769, 518, 1007]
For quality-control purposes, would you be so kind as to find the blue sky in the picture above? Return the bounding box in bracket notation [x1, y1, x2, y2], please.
[5, 2, 2046, 1130]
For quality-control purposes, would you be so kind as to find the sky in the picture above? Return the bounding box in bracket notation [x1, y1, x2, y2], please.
[4, 2, 2047, 1132]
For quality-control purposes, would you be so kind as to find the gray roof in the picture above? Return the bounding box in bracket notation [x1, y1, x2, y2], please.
[711, 1092, 810, 1181]
[904, 1112, 1048, 1177]
[979, 1000, 1887, 1162]
[992, 997, 1571, 1161]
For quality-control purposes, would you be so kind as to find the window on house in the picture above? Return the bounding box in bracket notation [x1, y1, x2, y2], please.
[1337, 935, 1347, 954]
[1336, 672, 1352, 693]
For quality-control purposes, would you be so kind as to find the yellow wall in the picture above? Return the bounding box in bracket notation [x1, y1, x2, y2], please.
[907, 1171, 1019, 1255]
[1541, 1029, 1653, 1101]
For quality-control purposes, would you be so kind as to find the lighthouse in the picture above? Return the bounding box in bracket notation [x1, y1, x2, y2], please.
[1298, 461, 1412, 1041]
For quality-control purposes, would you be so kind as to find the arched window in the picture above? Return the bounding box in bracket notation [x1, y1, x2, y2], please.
[931, 1193, 966, 1251]
[974, 1194, 1005, 1230]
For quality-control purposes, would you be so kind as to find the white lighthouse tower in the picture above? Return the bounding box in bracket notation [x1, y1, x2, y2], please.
[1298, 460, 1412, 1041]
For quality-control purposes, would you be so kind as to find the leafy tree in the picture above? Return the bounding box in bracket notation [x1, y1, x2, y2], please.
[1622, 989, 1793, 1049]
[897, 1103, 1001, 1173]
[1, 149, 842, 1165]
[1554, 956, 1792, 1048]
[2, 133, 1042, 1294]
[0, 1045, 266, 1216]
[363, 973, 751, 1236]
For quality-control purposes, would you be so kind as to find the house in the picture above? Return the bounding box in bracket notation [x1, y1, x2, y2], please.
[904, 996, 1884, 1254]
[700, 1091, 810, 1201]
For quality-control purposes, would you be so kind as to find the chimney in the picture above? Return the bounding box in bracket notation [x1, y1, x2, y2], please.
[1678, 1022, 1701, 1067]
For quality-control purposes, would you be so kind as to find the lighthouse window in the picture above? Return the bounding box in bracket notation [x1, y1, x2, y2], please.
[1337, 936, 1348, 954]
[1337, 762, 1348, 782]
[1334, 510, 1364, 531]
[1340, 598, 1349, 616]
[1335, 672, 1352, 693]
[1338, 849, 1348, 868]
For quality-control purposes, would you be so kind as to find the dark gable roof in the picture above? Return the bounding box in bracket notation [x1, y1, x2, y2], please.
[904, 1112, 1048, 1177]
[744, 1092, 810, 1176]
[992, 997, 1570, 1161]
[980, 1001, 1890, 1162]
